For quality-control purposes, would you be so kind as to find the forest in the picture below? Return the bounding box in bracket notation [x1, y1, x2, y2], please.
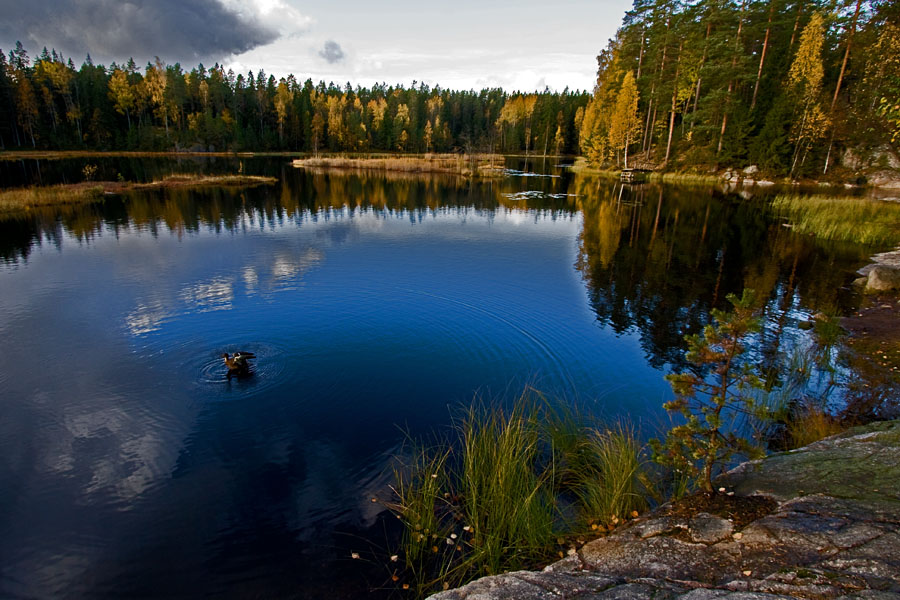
[579, 0, 900, 177]
[2, 0, 899, 179]
[0, 43, 587, 156]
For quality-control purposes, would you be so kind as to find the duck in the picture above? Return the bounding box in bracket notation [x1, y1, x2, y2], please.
[222, 351, 257, 376]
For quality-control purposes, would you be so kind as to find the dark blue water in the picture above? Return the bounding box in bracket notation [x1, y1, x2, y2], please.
[0, 159, 871, 598]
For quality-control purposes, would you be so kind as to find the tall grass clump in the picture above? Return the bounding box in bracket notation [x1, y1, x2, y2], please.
[387, 392, 650, 596]
[772, 194, 900, 246]
[574, 425, 649, 529]
[458, 400, 557, 577]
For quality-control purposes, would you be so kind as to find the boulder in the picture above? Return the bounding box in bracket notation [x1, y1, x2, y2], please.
[742, 165, 759, 176]
[866, 265, 900, 292]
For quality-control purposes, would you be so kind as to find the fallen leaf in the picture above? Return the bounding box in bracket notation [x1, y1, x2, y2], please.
[350, 552, 360, 559]
[743, 570, 752, 576]
[390, 555, 398, 562]
[733, 532, 743, 540]
[402, 583, 410, 590]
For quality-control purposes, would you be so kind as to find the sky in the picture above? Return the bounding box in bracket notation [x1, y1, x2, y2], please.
[0, 0, 633, 92]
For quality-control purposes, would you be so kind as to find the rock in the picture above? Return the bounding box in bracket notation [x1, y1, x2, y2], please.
[853, 277, 869, 287]
[867, 171, 900, 190]
[688, 512, 733, 544]
[428, 422, 900, 600]
[743, 165, 759, 176]
[866, 265, 900, 292]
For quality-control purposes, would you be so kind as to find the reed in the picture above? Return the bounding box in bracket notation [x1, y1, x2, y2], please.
[293, 154, 504, 177]
[772, 194, 900, 246]
[388, 392, 650, 596]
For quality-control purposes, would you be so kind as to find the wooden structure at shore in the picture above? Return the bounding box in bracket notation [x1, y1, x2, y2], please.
[620, 168, 651, 183]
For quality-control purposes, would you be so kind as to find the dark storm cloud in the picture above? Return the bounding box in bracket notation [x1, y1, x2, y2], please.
[318, 40, 345, 64]
[0, 0, 279, 64]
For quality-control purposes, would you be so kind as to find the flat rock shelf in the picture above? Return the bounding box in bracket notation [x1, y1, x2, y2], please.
[429, 421, 900, 600]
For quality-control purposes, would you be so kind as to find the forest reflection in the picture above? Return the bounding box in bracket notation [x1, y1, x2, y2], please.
[574, 179, 868, 373]
[1, 171, 870, 374]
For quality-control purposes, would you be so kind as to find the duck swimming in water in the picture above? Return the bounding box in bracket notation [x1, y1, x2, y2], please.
[222, 351, 256, 377]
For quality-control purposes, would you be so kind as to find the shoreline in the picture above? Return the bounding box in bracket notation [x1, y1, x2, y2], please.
[0, 175, 277, 215]
[569, 157, 900, 192]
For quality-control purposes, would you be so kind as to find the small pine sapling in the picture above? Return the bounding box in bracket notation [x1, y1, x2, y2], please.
[651, 289, 767, 492]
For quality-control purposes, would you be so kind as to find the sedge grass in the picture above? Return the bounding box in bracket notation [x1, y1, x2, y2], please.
[293, 154, 504, 177]
[573, 425, 649, 528]
[388, 392, 650, 596]
[772, 194, 900, 246]
[0, 183, 105, 214]
[787, 406, 844, 449]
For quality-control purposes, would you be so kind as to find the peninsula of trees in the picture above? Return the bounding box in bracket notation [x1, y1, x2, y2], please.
[580, 0, 900, 177]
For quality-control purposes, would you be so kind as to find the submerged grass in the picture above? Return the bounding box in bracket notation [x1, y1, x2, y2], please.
[772, 194, 900, 246]
[387, 392, 650, 596]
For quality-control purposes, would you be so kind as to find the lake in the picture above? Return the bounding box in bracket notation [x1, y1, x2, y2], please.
[0, 157, 873, 598]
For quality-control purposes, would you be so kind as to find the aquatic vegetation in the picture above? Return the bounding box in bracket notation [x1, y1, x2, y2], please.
[292, 154, 505, 177]
[772, 194, 900, 246]
[0, 183, 106, 214]
[0, 175, 276, 216]
[388, 393, 649, 596]
[786, 406, 844, 449]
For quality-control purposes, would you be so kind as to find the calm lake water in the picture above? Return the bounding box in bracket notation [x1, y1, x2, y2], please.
[0, 157, 873, 598]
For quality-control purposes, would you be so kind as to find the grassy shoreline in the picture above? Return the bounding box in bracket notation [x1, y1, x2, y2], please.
[0, 175, 277, 215]
[293, 153, 506, 177]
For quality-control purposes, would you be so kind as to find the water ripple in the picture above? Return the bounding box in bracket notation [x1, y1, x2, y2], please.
[191, 342, 295, 400]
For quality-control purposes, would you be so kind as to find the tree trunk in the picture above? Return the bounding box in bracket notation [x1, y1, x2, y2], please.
[636, 29, 645, 80]
[691, 21, 712, 131]
[665, 42, 683, 164]
[789, 3, 803, 52]
[750, 0, 775, 111]
[831, 0, 862, 112]
[717, 0, 746, 156]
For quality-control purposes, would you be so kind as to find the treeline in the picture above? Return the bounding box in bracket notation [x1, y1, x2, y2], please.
[0, 42, 588, 155]
[579, 0, 900, 177]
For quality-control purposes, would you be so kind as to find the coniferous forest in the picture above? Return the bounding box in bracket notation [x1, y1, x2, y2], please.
[0, 43, 588, 156]
[579, 0, 900, 177]
[1, 0, 899, 179]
